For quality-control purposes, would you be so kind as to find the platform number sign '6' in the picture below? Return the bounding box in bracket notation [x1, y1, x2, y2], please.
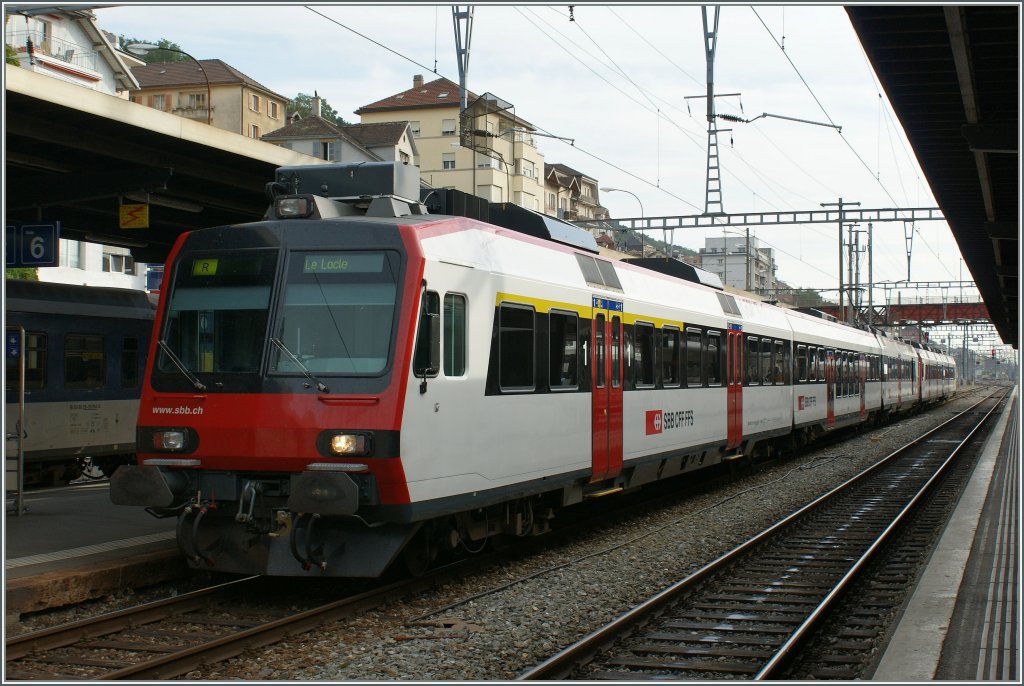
[5, 222, 60, 268]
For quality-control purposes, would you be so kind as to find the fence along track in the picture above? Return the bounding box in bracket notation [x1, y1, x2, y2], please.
[519, 390, 1006, 681]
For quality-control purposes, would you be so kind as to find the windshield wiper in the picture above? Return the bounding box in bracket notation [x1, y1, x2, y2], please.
[271, 337, 330, 393]
[157, 339, 207, 391]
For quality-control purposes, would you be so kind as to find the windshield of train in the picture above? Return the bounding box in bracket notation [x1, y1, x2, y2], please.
[269, 251, 401, 376]
[159, 250, 278, 375]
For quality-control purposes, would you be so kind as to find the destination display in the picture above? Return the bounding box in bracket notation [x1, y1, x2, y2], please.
[302, 253, 385, 274]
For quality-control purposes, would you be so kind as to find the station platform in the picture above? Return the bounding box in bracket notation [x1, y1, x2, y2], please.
[874, 387, 1019, 681]
[4, 481, 184, 618]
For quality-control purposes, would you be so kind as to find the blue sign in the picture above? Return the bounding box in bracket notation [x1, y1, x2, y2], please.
[592, 296, 624, 312]
[6, 331, 21, 358]
[5, 222, 59, 268]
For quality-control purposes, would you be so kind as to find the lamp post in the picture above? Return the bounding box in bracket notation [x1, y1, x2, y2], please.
[600, 187, 645, 256]
[127, 43, 212, 125]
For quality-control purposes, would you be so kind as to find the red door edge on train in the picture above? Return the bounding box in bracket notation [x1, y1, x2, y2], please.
[726, 326, 743, 451]
[590, 296, 623, 483]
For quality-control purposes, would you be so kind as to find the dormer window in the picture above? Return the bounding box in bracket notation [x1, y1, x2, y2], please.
[437, 92, 449, 98]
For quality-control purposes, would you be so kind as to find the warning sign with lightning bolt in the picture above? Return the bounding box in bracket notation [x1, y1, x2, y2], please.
[119, 203, 149, 229]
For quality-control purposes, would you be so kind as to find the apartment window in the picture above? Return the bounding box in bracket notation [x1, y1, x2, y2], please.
[59, 239, 81, 269]
[441, 118, 456, 136]
[321, 141, 335, 161]
[102, 253, 134, 275]
[547, 192, 555, 209]
[549, 311, 579, 390]
[151, 94, 166, 111]
[583, 185, 592, 198]
[250, 124, 261, 139]
[442, 152, 456, 170]
[186, 92, 206, 109]
[518, 159, 535, 178]
[250, 94, 261, 112]
[65, 334, 105, 390]
[409, 121, 420, 136]
[476, 152, 500, 169]
[400, 151, 410, 164]
[269, 101, 279, 119]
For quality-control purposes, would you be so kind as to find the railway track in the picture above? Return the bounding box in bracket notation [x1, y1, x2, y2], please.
[519, 390, 1007, 681]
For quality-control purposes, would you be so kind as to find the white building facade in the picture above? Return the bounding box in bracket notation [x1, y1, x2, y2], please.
[699, 234, 778, 296]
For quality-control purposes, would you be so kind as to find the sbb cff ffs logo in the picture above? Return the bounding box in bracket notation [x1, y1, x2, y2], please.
[646, 409, 695, 435]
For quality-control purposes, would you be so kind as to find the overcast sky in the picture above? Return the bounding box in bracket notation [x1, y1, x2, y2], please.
[95, 2, 972, 302]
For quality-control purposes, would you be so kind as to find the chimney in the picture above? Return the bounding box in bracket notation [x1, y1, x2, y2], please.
[313, 91, 322, 118]
[413, 74, 424, 89]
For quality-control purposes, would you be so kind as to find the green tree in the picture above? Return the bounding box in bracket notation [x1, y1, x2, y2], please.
[5, 268, 38, 281]
[6, 42, 20, 66]
[118, 36, 189, 63]
[288, 92, 348, 125]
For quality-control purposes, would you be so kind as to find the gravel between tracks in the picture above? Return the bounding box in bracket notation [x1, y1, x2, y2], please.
[10, 391, 988, 680]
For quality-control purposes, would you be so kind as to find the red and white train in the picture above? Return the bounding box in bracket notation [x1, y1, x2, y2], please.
[111, 162, 957, 577]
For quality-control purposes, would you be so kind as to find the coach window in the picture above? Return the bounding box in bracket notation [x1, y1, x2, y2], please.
[806, 345, 816, 381]
[746, 336, 760, 385]
[761, 338, 773, 385]
[773, 340, 785, 384]
[662, 326, 681, 388]
[443, 294, 467, 376]
[413, 291, 440, 377]
[499, 304, 535, 391]
[6, 332, 47, 392]
[796, 345, 807, 382]
[611, 315, 622, 388]
[685, 328, 702, 387]
[634, 322, 655, 388]
[65, 334, 105, 390]
[819, 348, 826, 383]
[549, 310, 579, 389]
[706, 331, 723, 386]
[121, 337, 140, 388]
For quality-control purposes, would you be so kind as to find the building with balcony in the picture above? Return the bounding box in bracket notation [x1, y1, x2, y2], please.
[262, 96, 417, 166]
[5, 6, 139, 96]
[129, 59, 288, 138]
[699, 234, 778, 296]
[543, 163, 607, 222]
[355, 75, 547, 210]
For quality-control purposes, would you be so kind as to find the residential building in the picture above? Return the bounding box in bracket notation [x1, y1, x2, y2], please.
[262, 97, 417, 167]
[699, 234, 778, 295]
[5, 6, 150, 289]
[129, 59, 288, 138]
[4, 7, 139, 96]
[543, 163, 607, 222]
[355, 75, 546, 210]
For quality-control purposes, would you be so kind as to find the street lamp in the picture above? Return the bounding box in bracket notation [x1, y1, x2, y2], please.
[126, 43, 212, 125]
[600, 187, 645, 256]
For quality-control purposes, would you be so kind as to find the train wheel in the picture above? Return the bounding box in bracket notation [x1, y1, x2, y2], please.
[401, 526, 437, 577]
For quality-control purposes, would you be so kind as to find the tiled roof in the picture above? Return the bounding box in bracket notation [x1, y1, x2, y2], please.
[131, 59, 287, 100]
[341, 122, 409, 147]
[263, 116, 343, 140]
[356, 77, 469, 113]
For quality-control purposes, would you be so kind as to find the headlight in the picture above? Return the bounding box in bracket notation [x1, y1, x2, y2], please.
[330, 433, 368, 455]
[155, 430, 186, 451]
[276, 196, 313, 218]
[317, 430, 373, 457]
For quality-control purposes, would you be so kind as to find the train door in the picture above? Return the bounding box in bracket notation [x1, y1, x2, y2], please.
[825, 348, 836, 426]
[726, 327, 743, 450]
[916, 353, 924, 402]
[590, 298, 623, 483]
[859, 353, 867, 418]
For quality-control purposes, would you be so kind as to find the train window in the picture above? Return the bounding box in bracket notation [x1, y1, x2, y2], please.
[499, 304, 535, 391]
[164, 250, 277, 377]
[662, 327, 681, 388]
[443, 294, 467, 377]
[413, 291, 439, 377]
[549, 310, 579, 390]
[685, 328, 702, 387]
[611, 315, 621, 389]
[746, 336, 759, 385]
[706, 331, 723, 386]
[595, 314, 605, 389]
[797, 345, 807, 382]
[819, 348, 826, 383]
[761, 338, 773, 385]
[65, 334, 105, 390]
[634, 322, 656, 388]
[272, 251, 400, 376]
[773, 341, 785, 385]
[121, 337, 140, 388]
[6, 332, 46, 391]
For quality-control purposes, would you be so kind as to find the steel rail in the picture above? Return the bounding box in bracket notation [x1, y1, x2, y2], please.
[518, 390, 1005, 680]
